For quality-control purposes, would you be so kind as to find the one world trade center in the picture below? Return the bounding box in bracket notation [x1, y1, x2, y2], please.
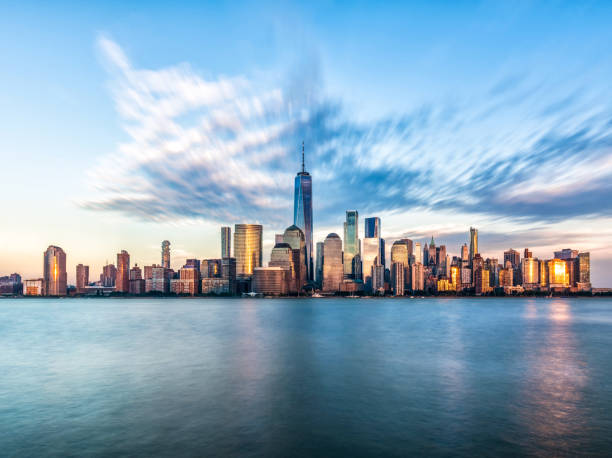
[293, 142, 313, 282]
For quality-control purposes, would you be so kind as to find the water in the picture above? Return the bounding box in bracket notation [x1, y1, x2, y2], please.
[1, 297, 612, 457]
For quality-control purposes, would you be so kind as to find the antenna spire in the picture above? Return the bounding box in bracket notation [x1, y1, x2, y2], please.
[301, 141, 305, 173]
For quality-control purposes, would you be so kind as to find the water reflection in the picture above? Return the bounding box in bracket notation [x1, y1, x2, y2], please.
[519, 300, 590, 454]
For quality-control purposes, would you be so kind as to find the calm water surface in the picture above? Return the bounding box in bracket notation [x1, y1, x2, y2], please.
[1, 297, 612, 457]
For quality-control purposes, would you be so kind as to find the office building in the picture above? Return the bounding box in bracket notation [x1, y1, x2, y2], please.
[100, 263, 117, 287]
[253, 267, 288, 296]
[504, 249, 521, 269]
[363, 217, 381, 291]
[548, 259, 569, 288]
[391, 262, 404, 296]
[323, 233, 343, 293]
[23, 279, 44, 296]
[221, 227, 231, 258]
[201, 278, 230, 295]
[283, 225, 307, 292]
[161, 240, 171, 269]
[43, 245, 67, 296]
[116, 250, 130, 293]
[221, 257, 237, 295]
[234, 224, 263, 276]
[577, 252, 591, 289]
[414, 242, 422, 264]
[343, 210, 359, 278]
[293, 142, 313, 281]
[411, 262, 424, 291]
[554, 248, 579, 260]
[76, 264, 89, 293]
[469, 227, 478, 264]
[315, 241, 324, 288]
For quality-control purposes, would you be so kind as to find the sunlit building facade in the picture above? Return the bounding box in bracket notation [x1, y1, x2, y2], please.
[343, 210, 359, 278]
[234, 224, 263, 277]
[391, 262, 404, 296]
[323, 233, 343, 293]
[547, 258, 569, 288]
[469, 227, 478, 265]
[116, 250, 130, 293]
[253, 267, 288, 296]
[411, 262, 424, 292]
[283, 225, 307, 292]
[43, 245, 67, 296]
[522, 257, 539, 287]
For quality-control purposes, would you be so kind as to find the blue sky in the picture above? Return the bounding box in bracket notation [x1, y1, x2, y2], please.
[1, 1, 612, 285]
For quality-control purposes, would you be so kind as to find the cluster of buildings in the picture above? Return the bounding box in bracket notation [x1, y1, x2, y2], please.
[0, 145, 595, 297]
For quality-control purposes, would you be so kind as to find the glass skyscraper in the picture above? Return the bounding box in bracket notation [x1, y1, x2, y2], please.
[362, 217, 382, 291]
[343, 210, 359, 278]
[234, 224, 263, 276]
[293, 143, 313, 281]
[221, 227, 231, 258]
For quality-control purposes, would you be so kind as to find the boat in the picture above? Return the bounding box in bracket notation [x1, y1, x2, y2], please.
[311, 292, 323, 298]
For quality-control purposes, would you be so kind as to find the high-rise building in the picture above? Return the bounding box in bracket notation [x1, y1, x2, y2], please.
[461, 243, 469, 267]
[363, 217, 381, 291]
[221, 227, 231, 258]
[391, 240, 410, 266]
[283, 225, 307, 292]
[178, 264, 200, 295]
[411, 262, 424, 292]
[323, 233, 343, 293]
[469, 227, 478, 264]
[577, 252, 591, 288]
[548, 259, 569, 288]
[129, 265, 145, 294]
[391, 262, 404, 296]
[524, 248, 532, 259]
[293, 142, 313, 281]
[504, 249, 521, 269]
[343, 210, 359, 278]
[554, 248, 579, 260]
[100, 263, 117, 287]
[161, 240, 171, 269]
[414, 242, 422, 264]
[116, 250, 130, 293]
[76, 264, 89, 293]
[522, 257, 539, 286]
[315, 241, 324, 288]
[43, 245, 67, 296]
[234, 224, 263, 276]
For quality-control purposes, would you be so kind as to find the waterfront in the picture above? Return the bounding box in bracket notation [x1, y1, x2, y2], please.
[1, 297, 612, 456]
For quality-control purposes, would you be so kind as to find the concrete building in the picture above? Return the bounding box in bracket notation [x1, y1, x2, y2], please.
[76, 264, 89, 293]
[161, 240, 171, 269]
[391, 261, 404, 296]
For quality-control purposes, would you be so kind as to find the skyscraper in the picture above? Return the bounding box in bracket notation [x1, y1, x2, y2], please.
[76, 264, 89, 293]
[221, 227, 231, 258]
[234, 224, 263, 276]
[283, 225, 307, 292]
[414, 242, 422, 264]
[343, 210, 359, 278]
[43, 245, 67, 296]
[161, 240, 170, 269]
[293, 142, 313, 281]
[362, 217, 382, 291]
[315, 241, 324, 288]
[116, 250, 130, 293]
[469, 227, 478, 264]
[323, 233, 343, 292]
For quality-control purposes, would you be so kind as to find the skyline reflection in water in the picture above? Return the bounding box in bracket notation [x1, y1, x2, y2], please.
[0, 297, 611, 456]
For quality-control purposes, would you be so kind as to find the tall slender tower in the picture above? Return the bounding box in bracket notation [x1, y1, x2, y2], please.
[343, 210, 359, 278]
[293, 141, 313, 281]
[469, 227, 478, 265]
[161, 240, 171, 269]
[221, 227, 231, 258]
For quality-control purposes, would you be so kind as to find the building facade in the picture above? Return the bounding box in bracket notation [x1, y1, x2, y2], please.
[234, 224, 263, 277]
[323, 233, 343, 293]
[43, 245, 67, 296]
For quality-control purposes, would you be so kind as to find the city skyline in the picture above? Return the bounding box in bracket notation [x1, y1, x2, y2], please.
[1, 2, 612, 286]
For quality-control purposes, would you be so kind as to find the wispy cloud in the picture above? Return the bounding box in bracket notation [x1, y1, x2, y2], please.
[83, 37, 612, 230]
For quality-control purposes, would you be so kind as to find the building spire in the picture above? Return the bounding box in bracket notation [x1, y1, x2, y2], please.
[302, 141, 305, 173]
